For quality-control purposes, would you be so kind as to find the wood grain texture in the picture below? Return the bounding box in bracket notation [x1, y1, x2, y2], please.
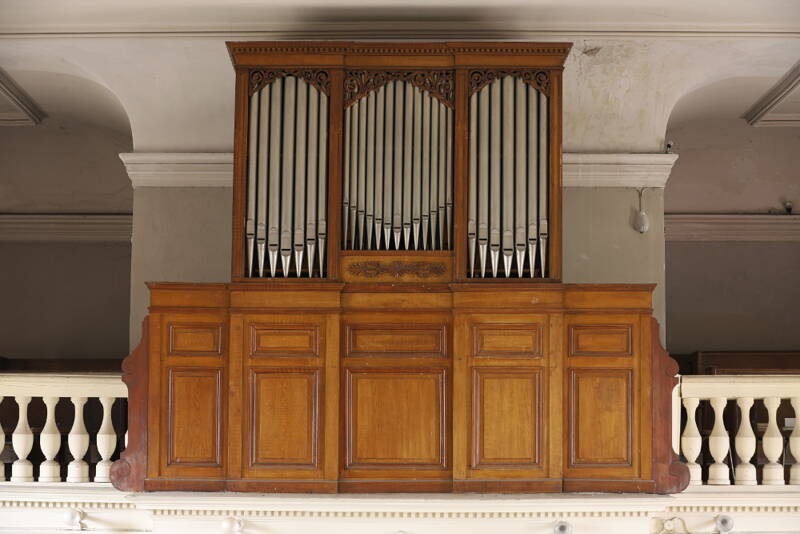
[166, 368, 223, 467]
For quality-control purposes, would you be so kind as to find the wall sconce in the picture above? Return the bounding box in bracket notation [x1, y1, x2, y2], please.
[633, 188, 650, 234]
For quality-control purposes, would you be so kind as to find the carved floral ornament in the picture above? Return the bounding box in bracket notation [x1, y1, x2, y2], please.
[469, 69, 550, 96]
[249, 69, 331, 96]
[344, 70, 455, 109]
[347, 261, 447, 279]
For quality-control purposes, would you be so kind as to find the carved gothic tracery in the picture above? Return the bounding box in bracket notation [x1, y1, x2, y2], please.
[249, 69, 330, 96]
[469, 69, 550, 96]
[347, 261, 447, 279]
[344, 70, 454, 109]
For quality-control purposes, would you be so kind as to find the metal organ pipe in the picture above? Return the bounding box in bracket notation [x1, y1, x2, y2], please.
[244, 75, 328, 278]
[468, 75, 549, 278]
[343, 80, 453, 251]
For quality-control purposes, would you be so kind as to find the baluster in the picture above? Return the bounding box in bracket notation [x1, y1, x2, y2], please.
[11, 395, 34, 482]
[94, 397, 116, 482]
[790, 397, 800, 485]
[0, 395, 5, 482]
[707, 397, 731, 485]
[734, 397, 757, 485]
[66, 397, 89, 482]
[762, 396, 785, 485]
[681, 397, 702, 485]
[39, 396, 62, 482]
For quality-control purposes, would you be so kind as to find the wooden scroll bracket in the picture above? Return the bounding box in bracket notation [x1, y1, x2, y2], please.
[110, 319, 149, 492]
[651, 318, 690, 494]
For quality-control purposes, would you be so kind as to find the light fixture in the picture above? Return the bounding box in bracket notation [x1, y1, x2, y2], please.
[554, 520, 572, 534]
[715, 514, 734, 533]
[633, 188, 650, 234]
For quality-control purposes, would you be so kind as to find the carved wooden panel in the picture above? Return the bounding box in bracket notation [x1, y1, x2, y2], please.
[167, 368, 222, 466]
[471, 368, 541, 468]
[250, 369, 319, 468]
[473, 324, 543, 358]
[568, 324, 633, 357]
[168, 323, 223, 356]
[345, 369, 447, 469]
[340, 254, 452, 283]
[568, 368, 632, 467]
[249, 324, 320, 358]
[346, 324, 447, 358]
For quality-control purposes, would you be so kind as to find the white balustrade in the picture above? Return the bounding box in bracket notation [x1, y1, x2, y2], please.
[677, 375, 800, 488]
[0, 373, 126, 484]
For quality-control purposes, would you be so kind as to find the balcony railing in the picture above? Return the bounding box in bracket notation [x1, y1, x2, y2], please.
[0, 372, 128, 484]
[677, 375, 800, 487]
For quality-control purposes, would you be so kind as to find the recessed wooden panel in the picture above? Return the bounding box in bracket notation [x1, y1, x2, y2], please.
[472, 368, 541, 468]
[569, 368, 632, 467]
[168, 323, 222, 356]
[167, 368, 222, 466]
[249, 324, 320, 358]
[345, 369, 446, 468]
[346, 324, 446, 358]
[569, 324, 632, 357]
[250, 369, 319, 468]
[473, 324, 542, 358]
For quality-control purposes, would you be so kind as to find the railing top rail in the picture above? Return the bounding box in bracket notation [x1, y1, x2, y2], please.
[680, 374, 800, 400]
[0, 372, 126, 398]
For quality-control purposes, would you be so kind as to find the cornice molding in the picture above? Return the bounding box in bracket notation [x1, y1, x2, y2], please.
[0, 214, 132, 242]
[119, 152, 233, 188]
[0, 68, 44, 126]
[742, 60, 800, 127]
[665, 214, 800, 242]
[562, 153, 679, 188]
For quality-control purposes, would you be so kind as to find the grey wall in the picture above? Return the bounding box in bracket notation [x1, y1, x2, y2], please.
[0, 242, 131, 359]
[563, 187, 667, 340]
[666, 241, 800, 354]
[129, 187, 232, 348]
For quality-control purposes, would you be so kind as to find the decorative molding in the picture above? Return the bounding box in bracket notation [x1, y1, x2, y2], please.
[742, 60, 800, 127]
[0, 214, 132, 242]
[469, 69, 550, 96]
[665, 214, 800, 242]
[249, 69, 329, 95]
[345, 70, 454, 108]
[562, 153, 679, 188]
[119, 153, 233, 188]
[0, 68, 44, 126]
[347, 261, 447, 279]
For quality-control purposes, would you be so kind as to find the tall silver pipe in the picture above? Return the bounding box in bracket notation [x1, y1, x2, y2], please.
[374, 86, 385, 249]
[357, 96, 367, 249]
[411, 88, 422, 249]
[317, 93, 328, 276]
[468, 93, 477, 276]
[306, 85, 319, 277]
[514, 78, 527, 277]
[246, 92, 259, 277]
[538, 90, 549, 277]
[343, 101, 351, 248]
[489, 78, 501, 277]
[293, 80, 308, 276]
[445, 107, 453, 250]
[392, 81, 403, 249]
[256, 87, 270, 277]
[365, 91, 376, 250]
[280, 76, 296, 277]
[429, 97, 440, 250]
[421, 94, 431, 250]
[438, 105, 447, 253]
[402, 83, 413, 249]
[501, 76, 514, 277]
[477, 85, 489, 277]
[526, 84, 539, 278]
[383, 81, 394, 248]
[348, 103, 358, 249]
[268, 79, 282, 277]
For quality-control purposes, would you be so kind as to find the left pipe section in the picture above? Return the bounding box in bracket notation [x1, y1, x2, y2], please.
[244, 75, 328, 278]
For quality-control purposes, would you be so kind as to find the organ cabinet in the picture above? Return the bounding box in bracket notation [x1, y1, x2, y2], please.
[111, 42, 687, 494]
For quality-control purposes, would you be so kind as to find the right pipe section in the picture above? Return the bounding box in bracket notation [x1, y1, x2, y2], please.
[468, 75, 549, 278]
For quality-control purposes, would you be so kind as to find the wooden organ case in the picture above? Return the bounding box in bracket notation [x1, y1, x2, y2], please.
[111, 42, 688, 494]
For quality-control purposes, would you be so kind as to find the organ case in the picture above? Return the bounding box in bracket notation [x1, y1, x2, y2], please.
[111, 42, 687, 494]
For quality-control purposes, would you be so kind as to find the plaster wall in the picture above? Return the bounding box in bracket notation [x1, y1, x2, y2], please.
[0, 242, 130, 359]
[563, 187, 666, 340]
[129, 187, 232, 347]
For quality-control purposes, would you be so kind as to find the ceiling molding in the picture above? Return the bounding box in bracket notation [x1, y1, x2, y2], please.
[562, 153, 679, 188]
[0, 214, 132, 242]
[0, 68, 44, 126]
[119, 152, 233, 188]
[742, 60, 800, 127]
[665, 214, 800, 242]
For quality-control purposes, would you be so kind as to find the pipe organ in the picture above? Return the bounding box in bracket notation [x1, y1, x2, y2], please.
[111, 42, 688, 495]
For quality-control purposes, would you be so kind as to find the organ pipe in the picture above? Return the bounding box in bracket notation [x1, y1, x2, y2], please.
[343, 80, 453, 251]
[468, 74, 549, 278]
[244, 75, 328, 278]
